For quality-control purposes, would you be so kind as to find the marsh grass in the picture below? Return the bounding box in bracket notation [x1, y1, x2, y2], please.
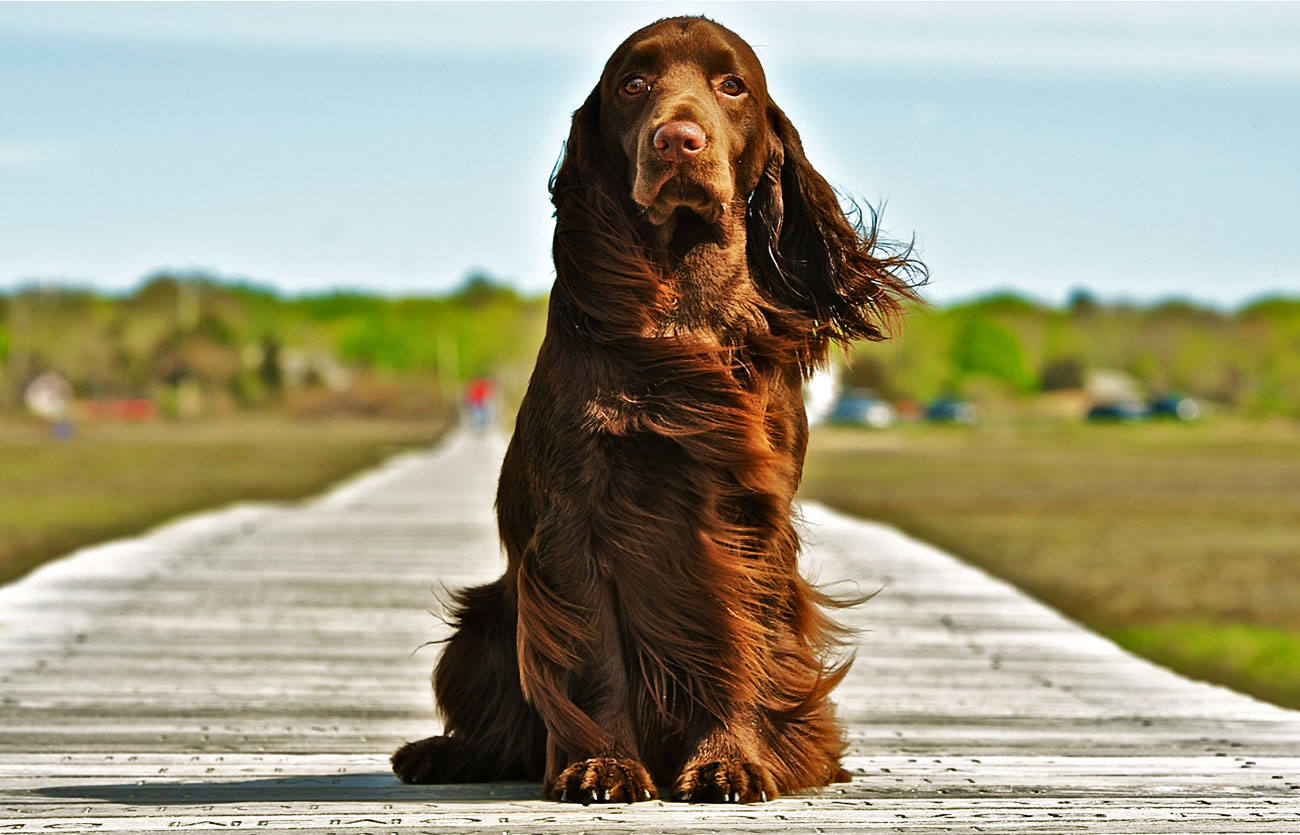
[801, 419, 1300, 709]
[1113, 622, 1300, 710]
[0, 416, 445, 586]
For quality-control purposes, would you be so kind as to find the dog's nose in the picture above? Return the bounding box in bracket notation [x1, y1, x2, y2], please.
[653, 121, 706, 162]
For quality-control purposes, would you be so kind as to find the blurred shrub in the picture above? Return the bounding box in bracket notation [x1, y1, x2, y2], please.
[0, 272, 546, 419]
[1040, 356, 1084, 391]
[849, 290, 1300, 416]
[3, 273, 1299, 420]
[284, 374, 449, 421]
[841, 353, 894, 397]
[950, 314, 1037, 393]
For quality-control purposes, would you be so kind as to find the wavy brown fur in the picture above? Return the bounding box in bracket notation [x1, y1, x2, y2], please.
[392, 16, 924, 803]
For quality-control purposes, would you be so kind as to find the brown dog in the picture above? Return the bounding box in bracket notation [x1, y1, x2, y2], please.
[392, 16, 922, 803]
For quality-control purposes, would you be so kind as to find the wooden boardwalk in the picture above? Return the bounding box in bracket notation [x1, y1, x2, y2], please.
[2, 429, 1298, 833]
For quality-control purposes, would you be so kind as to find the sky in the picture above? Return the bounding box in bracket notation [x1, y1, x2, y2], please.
[1, 1, 1298, 307]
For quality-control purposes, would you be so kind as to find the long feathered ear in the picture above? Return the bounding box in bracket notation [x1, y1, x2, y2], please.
[549, 87, 665, 336]
[747, 103, 926, 350]
[549, 87, 611, 206]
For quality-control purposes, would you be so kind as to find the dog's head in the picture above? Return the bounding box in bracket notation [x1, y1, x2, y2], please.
[551, 17, 924, 347]
[595, 17, 771, 234]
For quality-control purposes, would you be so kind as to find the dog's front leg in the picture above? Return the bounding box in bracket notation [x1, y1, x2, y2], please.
[515, 526, 656, 803]
[673, 712, 780, 803]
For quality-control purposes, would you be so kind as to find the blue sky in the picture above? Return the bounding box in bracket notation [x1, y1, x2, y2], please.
[1, 2, 1298, 306]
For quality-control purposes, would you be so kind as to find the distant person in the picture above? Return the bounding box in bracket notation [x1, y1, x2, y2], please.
[464, 378, 495, 431]
[24, 371, 75, 440]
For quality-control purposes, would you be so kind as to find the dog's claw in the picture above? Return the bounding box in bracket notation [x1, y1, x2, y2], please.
[553, 757, 655, 804]
[674, 756, 777, 804]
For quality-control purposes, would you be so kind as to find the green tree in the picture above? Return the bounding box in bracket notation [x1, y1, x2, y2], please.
[950, 314, 1036, 392]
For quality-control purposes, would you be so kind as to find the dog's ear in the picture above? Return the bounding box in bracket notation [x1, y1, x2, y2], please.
[550, 87, 663, 334]
[747, 102, 925, 349]
[550, 87, 613, 208]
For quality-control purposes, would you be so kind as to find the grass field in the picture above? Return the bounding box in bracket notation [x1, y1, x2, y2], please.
[801, 419, 1300, 710]
[0, 416, 446, 586]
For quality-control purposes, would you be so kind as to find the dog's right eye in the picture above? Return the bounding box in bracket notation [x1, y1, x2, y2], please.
[621, 75, 648, 96]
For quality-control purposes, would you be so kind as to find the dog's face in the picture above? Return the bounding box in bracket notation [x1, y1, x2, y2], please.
[596, 18, 773, 232]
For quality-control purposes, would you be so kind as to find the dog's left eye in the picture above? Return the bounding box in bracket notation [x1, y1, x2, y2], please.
[719, 77, 746, 97]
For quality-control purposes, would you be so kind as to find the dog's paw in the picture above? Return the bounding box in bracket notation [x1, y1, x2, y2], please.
[391, 735, 464, 784]
[672, 756, 779, 803]
[549, 757, 657, 804]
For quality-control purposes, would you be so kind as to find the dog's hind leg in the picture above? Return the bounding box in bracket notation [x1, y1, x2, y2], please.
[391, 578, 545, 784]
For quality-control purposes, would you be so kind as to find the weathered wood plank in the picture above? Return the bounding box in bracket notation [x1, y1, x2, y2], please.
[1, 430, 1298, 832]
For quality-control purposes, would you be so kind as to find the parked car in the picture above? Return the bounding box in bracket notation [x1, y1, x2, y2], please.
[926, 397, 980, 425]
[1087, 401, 1149, 422]
[829, 389, 896, 428]
[1149, 394, 1202, 421]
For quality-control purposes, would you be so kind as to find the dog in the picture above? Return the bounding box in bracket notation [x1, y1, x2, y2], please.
[392, 15, 922, 803]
